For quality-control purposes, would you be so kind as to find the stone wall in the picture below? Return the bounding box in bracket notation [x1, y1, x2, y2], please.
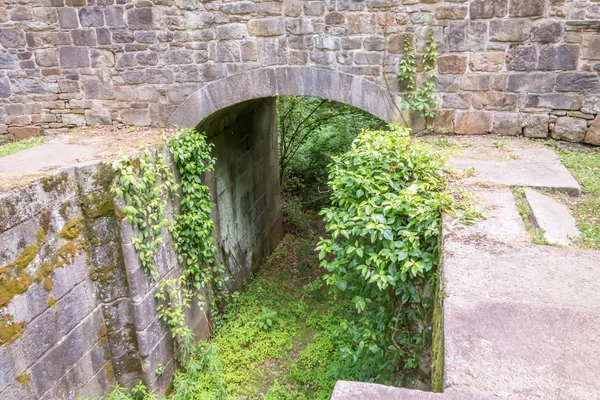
[0, 0, 599, 145]
[0, 105, 281, 399]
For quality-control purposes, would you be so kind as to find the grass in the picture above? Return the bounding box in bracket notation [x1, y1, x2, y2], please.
[0, 136, 48, 158]
[512, 186, 549, 246]
[556, 147, 600, 250]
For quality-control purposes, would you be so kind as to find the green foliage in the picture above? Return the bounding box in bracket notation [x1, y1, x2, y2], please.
[557, 146, 600, 249]
[513, 187, 549, 245]
[316, 126, 470, 384]
[397, 28, 439, 119]
[112, 149, 178, 279]
[257, 306, 278, 331]
[0, 136, 48, 158]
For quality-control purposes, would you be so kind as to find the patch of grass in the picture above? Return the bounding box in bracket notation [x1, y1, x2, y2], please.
[513, 187, 549, 246]
[557, 147, 600, 250]
[0, 136, 48, 158]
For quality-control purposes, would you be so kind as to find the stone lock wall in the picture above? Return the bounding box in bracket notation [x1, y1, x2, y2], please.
[0, 0, 599, 144]
[0, 100, 281, 399]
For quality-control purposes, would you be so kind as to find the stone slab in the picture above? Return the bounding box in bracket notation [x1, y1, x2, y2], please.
[449, 147, 581, 196]
[524, 188, 580, 246]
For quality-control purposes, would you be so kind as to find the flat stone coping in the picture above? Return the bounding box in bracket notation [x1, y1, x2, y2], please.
[524, 188, 580, 246]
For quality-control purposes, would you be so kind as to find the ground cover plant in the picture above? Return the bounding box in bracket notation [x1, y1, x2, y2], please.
[0, 136, 48, 158]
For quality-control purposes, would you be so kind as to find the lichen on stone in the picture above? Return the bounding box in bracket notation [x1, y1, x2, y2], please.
[34, 242, 78, 285]
[16, 372, 30, 386]
[43, 277, 53, 292]
[0, 313, 26, 346]
[39, 209, 51, 234]
[41, 172, 68, 193]
[47, 296, 57, 308]
[36, 228, 46, 246]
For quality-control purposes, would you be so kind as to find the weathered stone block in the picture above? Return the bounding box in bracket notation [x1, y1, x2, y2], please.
[507, 44, 538, 71]
[325, 12, 345, 25]
[538, 44, 579, 71]
[435, 5, 468, 20]
[7, 126, 41, 139]
[0, 28, 25, 48]
[523, 113, 549, 138]
[492, 112, 523, 136]
[508, 72, 556, 93]
[469, 52, 504, 72]
[438, 54, 467, 74]
[35, 49, 59, 67]
[72, 29, 97, 46]
[221, 1, 257, 14]
[104, 6, 124, 28]
[442, 93, 472, 109]
[85, 109, 112, 125]
[584, 116, 600, 146]
[555, 72, 600, 92]
[163, 49, 193, 65]
[509, 0, 545, 17]
[58, 8, 79, 29]
[582, 35, 600, 60]
[347, 13, 377, 34]
[525, 93, 583, 110]
[81, 75, 115, 100]
[127, 8, 153, 30]
[473, 91, 518, 111]
[217, 24, 248, 40]
[257, 37, 287, 65]
[470, 0, 508, 19]
[59, 47, 90, 68]
[531, 20, 564, 43]
[460, 74, 490, 91]
[455, 110, 493, 134]
[489, 19, 531, 42]
[447, 21, 488, 52]
[146, 69, 175, 84]
[552, 117, 587, 142]
[248, 18, 285, 36]
[79, 7, 103, 27]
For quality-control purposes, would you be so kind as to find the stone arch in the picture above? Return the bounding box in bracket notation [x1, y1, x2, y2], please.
[168, 66, 410, 129]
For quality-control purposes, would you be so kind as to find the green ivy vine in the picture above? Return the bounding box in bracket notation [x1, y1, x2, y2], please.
[112, 129, 229, 362]
[397, 27, 439, 120]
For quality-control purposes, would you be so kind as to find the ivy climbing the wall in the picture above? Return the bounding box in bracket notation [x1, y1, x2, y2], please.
[112, 129, 229, 362]
[397, 27, 439, 121]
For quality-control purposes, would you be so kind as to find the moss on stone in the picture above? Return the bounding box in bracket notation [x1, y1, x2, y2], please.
[43, 277, 53, 291]
[98, 323, 108, 347]
[105, 361, 115, 382]
[16, 372, 30, 386]
[57, 218, 82, 240]
[88, 264, 119, 284]
[41, 172, 68, 193]
[0, 313, 26, 346]
[0, 244, 38, 308]
[34, 241, 78, 285]
[47, 296, 57, 308]
[59, 201, 71, 220]
[36, 228, 46, 246]
[39, 209, 51, 234]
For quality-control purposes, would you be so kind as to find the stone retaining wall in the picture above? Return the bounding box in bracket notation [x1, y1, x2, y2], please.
[0, 0, 599, 144]
[0, 99, 281, 399]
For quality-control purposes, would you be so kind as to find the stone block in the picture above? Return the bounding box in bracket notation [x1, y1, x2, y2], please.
[34, 49, 59, 67]
[473, 91, 518, 111]
[455, 110, 493, 134]
[447, 21, 488, 52]
[492, 112, 523, 136]
[523, 113, 549, 138]
[459, 74, 490, 91]
[71, 29, 97, 46]
[0, 28, 25, 48]
[221, 1, 257, 14]
[437, 54, 467, 74]
[62, 113, 86, 126]
[7, 126, 41, 139]
[435, 5, 468, 20]
[507, 44, 538, 71]
[248, 18, 284, 36]
[257, 37, 287, 65]
[584, 116, 600, 146]
[582, 35, 600, 60]
[489, 19, 531, 42]
[433, 109, 456, 132]
[283, 0, 303, 17]
[79, 7, 103, 27]
[470, 0, 508, 19]
[0, 53, 15, 69]
[58, 8, 78, 28]
[509, 0, 545, 17]
[162, 49, 193, 65]
[325, 12, 345, 25]
[524, 93, 583, 110]
[347, 13, 377, 34]
[531, 20, 564, 43]
[555, 72, 600, 92]
[85, 109, 112, 126]
[146, 69, 175, 84]
[507, 72, 556, 93]
[538, 44, 579, 71]
[104, 6, 124, 28]
[121, 109, 151, 126]
[136, 52, 158, 66]
[469, 52, 504, 72]
[442, 93, 472, 109]
[217, 23, 248, 40]
[127, 8, 153, 30]
[90, 49, 115, 68]
[552, 117, 587, 142]
[59, 47, 89, 68]
[81, 76, 115, 100]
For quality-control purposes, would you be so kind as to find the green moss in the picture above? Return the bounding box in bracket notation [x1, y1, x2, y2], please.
[34, 242, 78, 285]
[43, 277, 53, 291]
[98, 324, 108, 347]
[39, 209, 51, 234]
[36, 228, 46, 246]
[59, 201, 71, 220]
[47, 296, 57, 308]
[57, 218, 82, 240]
[430, 277, 444, 392]
[105, 361, 115, 382]
[0, 314, 26, 346]
[42, 172, 68, 193]
[16, 372, 30, 386]
[89, 264, 119, 284]
[0, 245, 38, 308]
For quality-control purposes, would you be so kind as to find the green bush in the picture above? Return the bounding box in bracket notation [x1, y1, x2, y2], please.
[316, 125, 461, 384]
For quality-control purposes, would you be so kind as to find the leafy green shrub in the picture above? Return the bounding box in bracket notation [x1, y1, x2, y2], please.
[257, 306, 278, 331]
[316, 125, 465, 384]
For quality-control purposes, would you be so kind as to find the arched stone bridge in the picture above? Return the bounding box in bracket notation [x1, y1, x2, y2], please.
[0, 0, 599, 143]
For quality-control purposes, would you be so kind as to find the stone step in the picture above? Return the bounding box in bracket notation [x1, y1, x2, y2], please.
[524, 188, 580, 246]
